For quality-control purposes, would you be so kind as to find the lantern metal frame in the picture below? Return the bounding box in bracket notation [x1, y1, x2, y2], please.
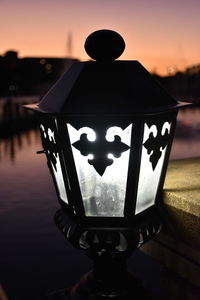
[33, 108, 178, 228]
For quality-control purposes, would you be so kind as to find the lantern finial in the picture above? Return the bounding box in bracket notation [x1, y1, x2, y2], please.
[84, 29, 125, 61]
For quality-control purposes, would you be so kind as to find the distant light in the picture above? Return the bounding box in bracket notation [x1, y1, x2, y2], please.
[40, 59, 46, 65]
[45, 64, 52, 73]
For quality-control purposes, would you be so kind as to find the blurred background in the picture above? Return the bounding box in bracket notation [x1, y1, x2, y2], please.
[0, 0, 200, 299]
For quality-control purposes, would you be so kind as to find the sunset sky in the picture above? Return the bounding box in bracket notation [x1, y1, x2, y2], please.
[0, 0, 199, 75]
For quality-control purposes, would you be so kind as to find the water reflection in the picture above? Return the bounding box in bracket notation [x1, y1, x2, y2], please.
[171, 107, 200, 159]
[177, 106, 200, 131]
[0, 126, 92, 300]
[0, 96, 38, 121]
[0, 96, 38, 138]
[0, 129, 40, 163]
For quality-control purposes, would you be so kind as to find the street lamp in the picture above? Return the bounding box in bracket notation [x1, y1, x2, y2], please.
[25, 30, 190, 299]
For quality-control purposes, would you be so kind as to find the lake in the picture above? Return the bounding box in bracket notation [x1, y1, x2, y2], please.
[0, 106, 199, 299]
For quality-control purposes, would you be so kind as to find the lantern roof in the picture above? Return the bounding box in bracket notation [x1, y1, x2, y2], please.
[26, 30, 190, 115]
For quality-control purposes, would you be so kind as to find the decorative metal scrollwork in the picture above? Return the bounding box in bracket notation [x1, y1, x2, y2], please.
[143, 122, 171, 170]
[54, 209, 162, 255]
[72, 128, 130, 176]
[40, 124, 58, 171]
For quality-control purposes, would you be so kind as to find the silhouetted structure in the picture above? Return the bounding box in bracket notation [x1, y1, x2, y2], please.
[154, 64, 200, 104]
[0, 51, 78, 97]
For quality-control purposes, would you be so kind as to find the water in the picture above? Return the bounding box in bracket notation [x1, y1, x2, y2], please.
[171, 107, 200, 159]
[0, 129, 93, 299]
[0, 106, 199, 299]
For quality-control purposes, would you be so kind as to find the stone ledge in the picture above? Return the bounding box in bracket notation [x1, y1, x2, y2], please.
[141, 158, 200, 287]
[163, 158, 200, 218]
[162, 158, 200, 252]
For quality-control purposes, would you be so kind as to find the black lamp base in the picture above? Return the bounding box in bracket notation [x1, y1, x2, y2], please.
[45, 209, 161, 300]
[45, 271, 154, 300]
[45, 288, 70, 300]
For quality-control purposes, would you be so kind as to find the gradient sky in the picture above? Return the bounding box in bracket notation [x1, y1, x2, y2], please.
[0, 0, 200, 75]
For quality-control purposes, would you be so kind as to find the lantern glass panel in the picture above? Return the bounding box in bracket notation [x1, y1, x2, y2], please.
[40, 124, 68, 204]
[135, 121, 171, 214]
[50, 152, 69, 204]
[67, 123, 132, 217]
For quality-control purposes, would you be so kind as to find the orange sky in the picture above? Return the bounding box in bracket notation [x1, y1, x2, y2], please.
[0, 0, 200, 75]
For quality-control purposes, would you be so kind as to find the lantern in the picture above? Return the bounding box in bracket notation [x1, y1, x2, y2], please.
[25, 29, 191, 299]
[25, 30, 189, 227]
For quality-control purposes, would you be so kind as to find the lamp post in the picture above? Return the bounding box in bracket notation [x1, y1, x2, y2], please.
[25, 30, 190, 299]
